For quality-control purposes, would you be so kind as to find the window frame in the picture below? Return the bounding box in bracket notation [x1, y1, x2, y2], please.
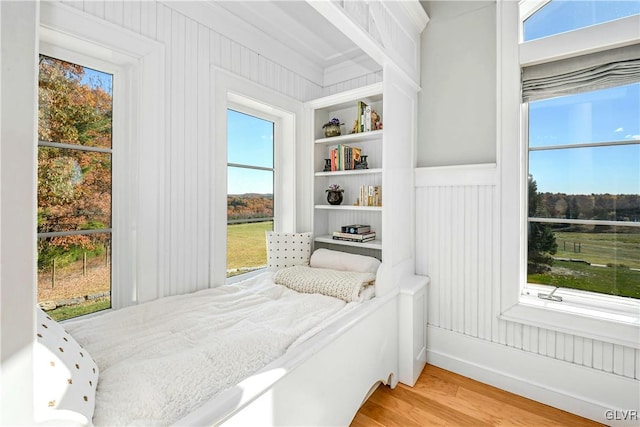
[40, 1, 164, 310]
[497, 1, 640, 349]
[212, 69, 300, 287]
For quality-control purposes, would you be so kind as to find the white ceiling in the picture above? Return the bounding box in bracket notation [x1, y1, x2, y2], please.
[210, 1, 381, 86]
[216, 1, 364, 68]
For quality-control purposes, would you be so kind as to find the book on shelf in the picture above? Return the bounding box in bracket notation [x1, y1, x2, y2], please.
[357, 101, 367, 133]
[332, 145, 337, 171]
[364, 104, 372, 132]
[345, 145, 351, 170]
[340, 224, 371, 234]
[353, 100, 379, 134]
[374, 185, 381, 206]
[327, 144, 363, 172]
[333, 231, 375, 240]
[333, 236, 376, 243]
[332, 232, 376, 243]
[357, 185, 382, 207]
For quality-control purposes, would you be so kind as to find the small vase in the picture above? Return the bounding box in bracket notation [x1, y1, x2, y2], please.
[323, 124, 341, 138]
[327, 191, 343, 205]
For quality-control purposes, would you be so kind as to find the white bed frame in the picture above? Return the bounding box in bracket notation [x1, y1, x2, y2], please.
[175, 290, 399, 426]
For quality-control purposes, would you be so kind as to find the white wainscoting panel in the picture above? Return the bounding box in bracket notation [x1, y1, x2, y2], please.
[415, 163, 639, 382]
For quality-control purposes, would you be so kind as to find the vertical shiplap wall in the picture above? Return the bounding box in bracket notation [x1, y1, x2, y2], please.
[57, 0, 382, 299]
[322, 71, 383, 97]
[57, 0, 328, 299]
[415, 165, 639, 381]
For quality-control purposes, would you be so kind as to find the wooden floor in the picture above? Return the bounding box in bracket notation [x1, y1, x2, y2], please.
[351, 365, 603, 427]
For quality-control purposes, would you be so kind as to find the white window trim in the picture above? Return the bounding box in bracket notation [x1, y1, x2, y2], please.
[498, 1, 640, 350]
[40, 1, 164, 309]
[212, 68, 301, 286]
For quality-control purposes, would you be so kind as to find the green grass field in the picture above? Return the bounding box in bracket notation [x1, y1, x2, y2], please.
[529, 230, 640, 298]
[48, 298, 111, 321]
[554, 231, 640, 268]
[227, 221, 273, 276]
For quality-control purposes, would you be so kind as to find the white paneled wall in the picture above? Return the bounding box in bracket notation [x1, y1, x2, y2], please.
[415, 165, 639, 381]
[322, 71, 383, 97]
[57, 0, 324, 299]
[56, 0, 382, 300]
[418, 184, 498, 339]
[60, 0, 325, 101]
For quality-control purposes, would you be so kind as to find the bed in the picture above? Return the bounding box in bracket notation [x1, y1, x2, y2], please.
[33, 243, 400, 426]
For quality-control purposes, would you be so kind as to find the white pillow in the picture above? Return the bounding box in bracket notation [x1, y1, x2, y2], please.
[310, 248, 381, 274]
[266, 231, 312, 271]
[33, 308, 99, 426]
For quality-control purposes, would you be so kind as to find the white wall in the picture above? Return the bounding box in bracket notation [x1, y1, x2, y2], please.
[0, 1, 382, 422]
[417, 1, 496, 167]
[59, 0, 383, 298]
[0, 2, 38, 423]
[322, 70, 383, 97]
[415, 1, 639, 424]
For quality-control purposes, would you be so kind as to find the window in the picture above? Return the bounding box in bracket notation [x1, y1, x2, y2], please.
[523, 0, 640, 42]
[521, 4, 640, 301]
[214, 72, 299, 287]
[526, 84, 640, 299]
[37, 55, 113, 320]
[497, 1, 640, 346]
[226, 109, 274, 277]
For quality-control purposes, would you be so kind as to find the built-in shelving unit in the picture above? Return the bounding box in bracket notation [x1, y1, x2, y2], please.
[306, 83, 384, 259]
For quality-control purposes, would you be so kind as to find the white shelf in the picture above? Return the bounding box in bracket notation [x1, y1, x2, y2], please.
[315, 130, 383, 145]
[315, 235, 382, 250]
[309, 83, 385, 259]
[315, 205, 382, 211]
[315, 168, 382, 177]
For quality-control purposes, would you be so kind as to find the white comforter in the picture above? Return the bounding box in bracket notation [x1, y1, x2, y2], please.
[64, 273, 352, 426]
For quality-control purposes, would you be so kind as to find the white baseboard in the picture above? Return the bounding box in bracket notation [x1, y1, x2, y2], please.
[426, 325, 640, 426]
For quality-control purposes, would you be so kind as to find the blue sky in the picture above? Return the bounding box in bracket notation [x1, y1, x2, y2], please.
[527, 1, 640, 195]
[524, 1, 640, 42]
[80, 67, 113, 96]
[227, 109, 274, 195]
[529, 82, 640, 195]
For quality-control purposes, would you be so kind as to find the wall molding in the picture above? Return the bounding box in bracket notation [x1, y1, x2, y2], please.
[427, 325, 640, 426]
[415, 163, 497, 187]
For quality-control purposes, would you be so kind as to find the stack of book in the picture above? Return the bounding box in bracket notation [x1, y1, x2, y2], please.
[328, 144, 362, 171]
[357, 185, 381, 207]
[332, 224, 376, 243]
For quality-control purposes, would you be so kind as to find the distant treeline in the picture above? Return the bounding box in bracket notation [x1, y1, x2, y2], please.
[227, 192, 640, 226]
[536, 193, 640, 223]
[228, 193, 273, 221]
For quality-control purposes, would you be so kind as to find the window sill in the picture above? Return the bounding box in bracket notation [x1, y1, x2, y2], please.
[499, 284, 640, 349]
[226, 268, 267, 285]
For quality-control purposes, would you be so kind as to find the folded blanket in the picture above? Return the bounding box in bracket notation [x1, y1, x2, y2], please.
[274, 265, 376, 302]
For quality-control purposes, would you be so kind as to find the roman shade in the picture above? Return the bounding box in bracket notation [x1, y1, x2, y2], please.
[522, 43, 640, 102]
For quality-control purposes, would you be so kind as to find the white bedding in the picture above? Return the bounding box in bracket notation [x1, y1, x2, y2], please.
[64, 272, 358, 426]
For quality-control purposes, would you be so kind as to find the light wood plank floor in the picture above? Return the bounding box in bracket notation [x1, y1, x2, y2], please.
[351, 365, 603, 427]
